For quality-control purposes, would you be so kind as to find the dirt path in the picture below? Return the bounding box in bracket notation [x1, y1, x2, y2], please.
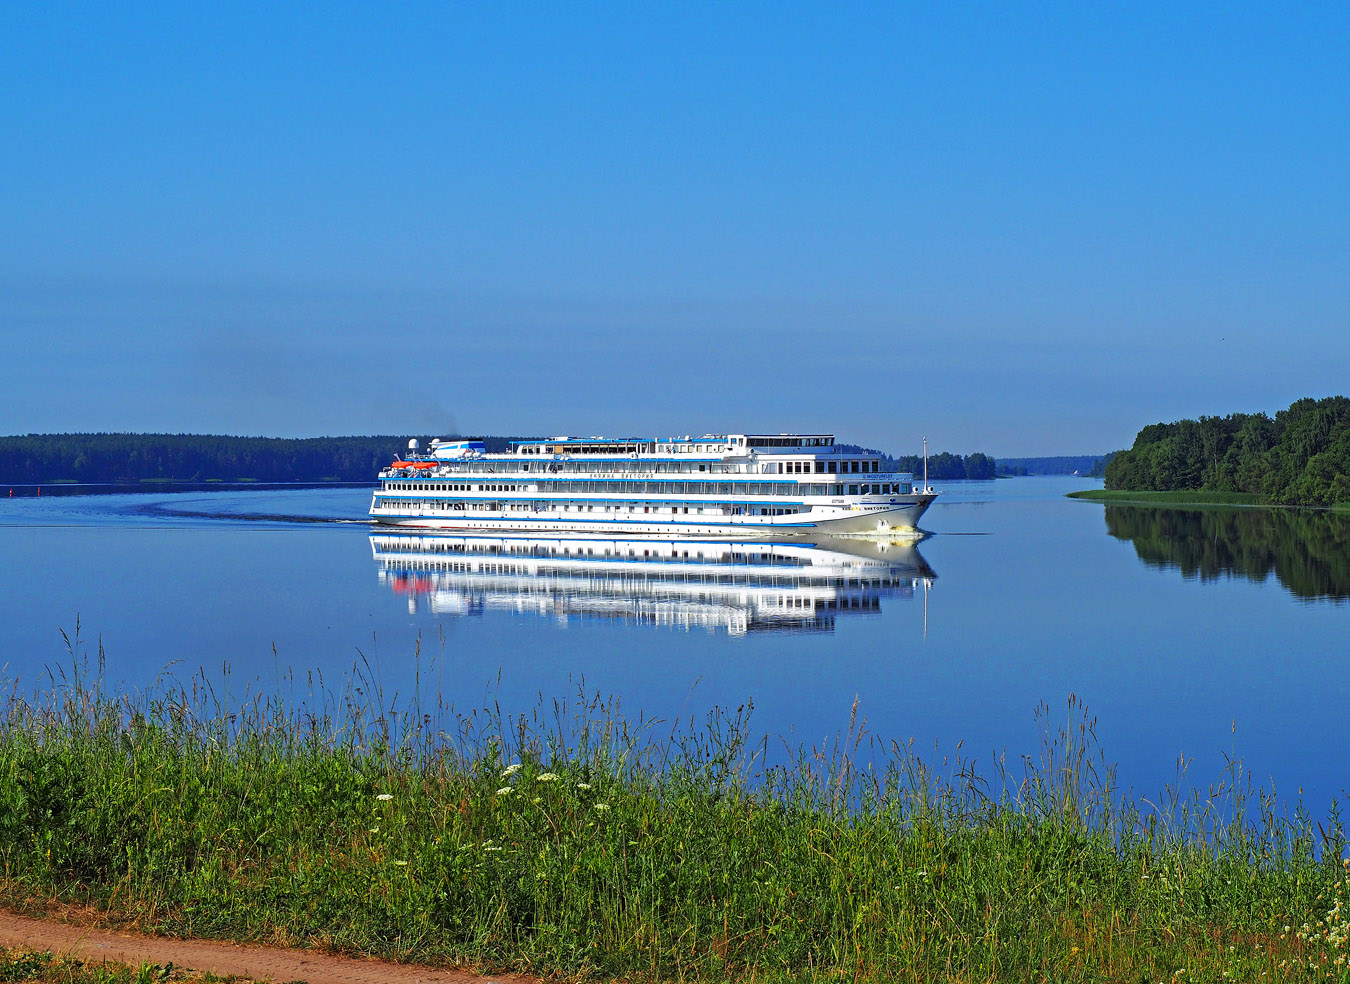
[0, 910, 536, 984]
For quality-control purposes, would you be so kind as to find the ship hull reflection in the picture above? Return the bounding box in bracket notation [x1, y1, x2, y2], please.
[372, 533, 935, 635]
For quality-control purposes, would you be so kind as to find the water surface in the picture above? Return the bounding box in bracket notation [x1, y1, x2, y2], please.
[0, 479, 1345, 813]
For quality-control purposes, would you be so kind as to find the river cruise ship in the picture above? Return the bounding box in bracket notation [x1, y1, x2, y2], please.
[369, 433, 937, 536]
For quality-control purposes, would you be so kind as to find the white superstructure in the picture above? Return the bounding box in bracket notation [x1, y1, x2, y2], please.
[369, 433, 937, 536]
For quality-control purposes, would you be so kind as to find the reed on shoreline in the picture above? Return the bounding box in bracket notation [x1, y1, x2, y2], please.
[1067, 489, 1272, 507]
[1, 643, 1346, 982]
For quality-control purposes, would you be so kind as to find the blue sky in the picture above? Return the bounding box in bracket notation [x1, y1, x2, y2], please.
[2, 3, 1346, 455]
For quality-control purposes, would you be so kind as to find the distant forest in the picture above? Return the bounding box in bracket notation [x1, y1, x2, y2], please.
[0, 434, 515, 484]
[996, 454, 1113, 477]
[1104, 396, 1350, 505]
[837, 444, 996, 480]
[4, 434, 999, 484]
[887, 452, 996, 481]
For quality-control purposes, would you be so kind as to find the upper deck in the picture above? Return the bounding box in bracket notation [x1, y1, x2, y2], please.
[380, 433, 903, 484]
[508, 433, 835, 457]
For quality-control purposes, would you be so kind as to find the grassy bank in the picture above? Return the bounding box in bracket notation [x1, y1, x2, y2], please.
[0, 949, 214, 984]
[1, 658, 1347, 982]
[1067, 489, 1270, 507]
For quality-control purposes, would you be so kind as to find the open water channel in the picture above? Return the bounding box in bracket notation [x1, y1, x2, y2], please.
[1, 477, 1346, 814]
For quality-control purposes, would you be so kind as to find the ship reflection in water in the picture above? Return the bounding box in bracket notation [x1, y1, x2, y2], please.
[371, 533, 936, 634]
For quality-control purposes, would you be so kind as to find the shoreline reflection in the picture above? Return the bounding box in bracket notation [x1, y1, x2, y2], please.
[372, 533, 936, 634]
[1104, 505, 1350, 602]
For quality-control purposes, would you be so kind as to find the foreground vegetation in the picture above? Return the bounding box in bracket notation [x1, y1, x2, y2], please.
[1, 651, 1348, 982]
[1104, 395, 1350, 506]
[0, 949, 223, 984]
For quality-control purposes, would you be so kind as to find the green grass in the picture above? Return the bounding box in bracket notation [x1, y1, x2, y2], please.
[1067, 489, 1270, 507]
[0, 948, 236, 984]
[1, 642, 1348, 983]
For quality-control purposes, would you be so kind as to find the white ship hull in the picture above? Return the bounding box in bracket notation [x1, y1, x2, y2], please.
[370, 497, 934, 536]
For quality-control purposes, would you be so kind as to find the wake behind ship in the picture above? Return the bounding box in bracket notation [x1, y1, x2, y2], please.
[370, 432, 936, 537]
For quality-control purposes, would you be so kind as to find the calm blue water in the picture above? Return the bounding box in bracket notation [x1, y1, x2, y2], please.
[1, 479, 1346, 814]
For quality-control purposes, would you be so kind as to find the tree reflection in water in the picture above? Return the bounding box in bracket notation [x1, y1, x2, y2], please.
[1104, 505, 1350, 602]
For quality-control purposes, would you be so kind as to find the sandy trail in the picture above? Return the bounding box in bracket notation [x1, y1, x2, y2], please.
[0, 910, 536, 984]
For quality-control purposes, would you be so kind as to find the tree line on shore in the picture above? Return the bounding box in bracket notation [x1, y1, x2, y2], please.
[1104, 396, 1350, 505]
[0, 434, 512, 484]
[837, 444, 996, 480]
[886, 451, 996, 480]
[2, 433, 999, 484]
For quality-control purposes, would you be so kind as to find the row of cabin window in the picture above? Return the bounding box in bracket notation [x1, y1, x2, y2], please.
[400, 460, 881, 477]
[377, 500, 798, 516]
[388, 480, 905, 495]
[378, 493, 898, 515]
[777, 460, 878, 474]
[390, 482, 519, 491]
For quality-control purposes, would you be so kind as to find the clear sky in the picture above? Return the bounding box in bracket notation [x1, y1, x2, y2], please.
[2, 3, 1346, 456]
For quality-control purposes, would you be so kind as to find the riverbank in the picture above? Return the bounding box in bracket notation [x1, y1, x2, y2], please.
[0, 668, 1346, 983]
[1068, 489, 1350, 514]
[1067, 489, 1269, 507]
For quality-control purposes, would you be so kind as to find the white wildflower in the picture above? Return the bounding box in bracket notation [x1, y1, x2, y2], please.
[576, 782, 592, 790]
[500, 763, 523, 777]
[537, 772, 559, 782]
[497, 787, 514, 796]
[594, 803, 610, 812]
[375, 793, 393, 801]
[393, 860, 407, 866]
